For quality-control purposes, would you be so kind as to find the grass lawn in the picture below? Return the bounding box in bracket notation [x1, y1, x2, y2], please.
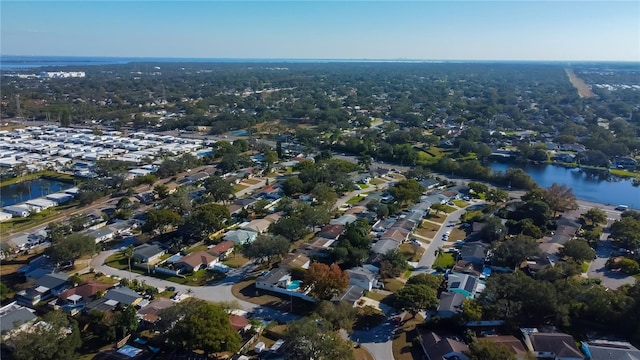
[243, 178, 262, 185]
[347, 195, 366, 205]
[222, 253, 250, 268]
[370, 178, 386, 185]
[433, 253, 456, 269]
[233, 184, 249, 192]
[186, 244, 209, 253]
[156, 290, 177, 299]
[416, 221, 441, 238]
[390, 173, 406, 180]
[399, 243, 425, 262]
[392, 314, 426, 360]
[105, 253, 218, 286]
[442, 205, 457, 213]
[609, 168, 640, 178]
[448, 228, 466, 242]
[358, 183, 370, 189]
[426, 212, 447, 224]
[382, 278, 405, 293]
[452, 200, 469, 208]
[581, 262, 590, 273]
[76, 272, 120, 285]
[364, 290, 391, 302]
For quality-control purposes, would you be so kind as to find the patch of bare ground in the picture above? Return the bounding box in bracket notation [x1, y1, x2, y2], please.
[566, 69, 596, 98]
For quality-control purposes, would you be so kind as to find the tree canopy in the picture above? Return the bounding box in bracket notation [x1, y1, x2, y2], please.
[46, 233, 95, 263]
[7, 310, 82, 360]
[281, 317, 354, 360]
[303, 263, 350, 300]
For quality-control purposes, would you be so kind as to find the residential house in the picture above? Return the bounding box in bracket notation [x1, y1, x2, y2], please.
[425, 193, 450, 205]
[58, 281, 112, 303]
[209, 241, 235, 259]
[436, 291, 465, 318]
[133, 244, 166, 264]
[175, 251, 218, 272]
[447, 273, 481, 299]
[332, 285, 364, 305]
[87, 286, 143, 311]
[138, 298, 175, 327]
[419, 178, 440, 190]
[420, 332, 469, 360]
[3, 205, 31, 218]
[16, 272, 70, 306]
[371, 239, 401, 255]
[0, 302, 37, 340]
[17, 255, 55, 280]
[560, 143, 586, 153]
[107, 220, 137, 235]
[0, 211, 12, 222]
[380, 228, 410, 243]
[280, 252, 311, 269]
[330, 214, 357, 226]
[229, 314, 251, 333]
[264, 212, 283, 224]
[481, 336, 528, 360]
[242, 219, 271, 234]
[391, 219, 417, 232]
[318, 224, 345, 240]
[582, 340, 640, 360]
[224, 229, 258, 245]
[452, 260, 484, 277]
[521, 329, 584, 360]
[299, 237, 335, 258]
[347, 267, 378, 291]
[86, 228, 115, 244]
[255, 267, 315, 302]
[459, 243, 489, 265]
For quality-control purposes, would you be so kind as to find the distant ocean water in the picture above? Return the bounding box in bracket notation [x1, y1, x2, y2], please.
[1, 55, 636, 71]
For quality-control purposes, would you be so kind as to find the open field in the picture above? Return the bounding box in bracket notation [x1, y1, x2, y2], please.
[566, 68, 596, 98]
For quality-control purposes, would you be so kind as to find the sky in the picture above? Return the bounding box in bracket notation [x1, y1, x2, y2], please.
[1, 1, 639, 61]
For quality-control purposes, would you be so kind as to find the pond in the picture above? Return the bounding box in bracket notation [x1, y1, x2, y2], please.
[488, 161, 640, 209]
[0, 178, 74, 207]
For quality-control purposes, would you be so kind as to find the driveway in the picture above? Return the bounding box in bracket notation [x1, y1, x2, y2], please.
[413, 201, 485, 274]
[587, 232, 637, 289]
[89, 250, 300, 324]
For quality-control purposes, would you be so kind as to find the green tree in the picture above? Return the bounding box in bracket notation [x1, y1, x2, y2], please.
[203, 175, 235, 203]
[543, 183, 578, 216]
[431, 203, 447, 215]
[153, 184, 169, 199]
[269, 216, 307, 241]
[481, 217, 507, 243]
[491, 235, 540, 269]
[281, 317, 354, 360]
[486, 188, 509, 204]
[380, 249, 408, 278]
[7, 310, 82, 360]
[314, 300, 358, 334]
[165, 300, 241, 354]
[242, 235, 290, 264]
[311, 183, 338, 208]
[406, 273, 443, 289]
[303, 263, 350, 300]
[143, 209, 181, 234]
[395, 284, 438, 318]
[282, 176, 305, 196]
[468, 182, 489, 195]
[610, 216, 640, 250]
[467, 340, 516, 360]
[45, 233, 95, 263]
[122, 246, 134, 280]
[183, 203, 231, 240]
[561, 239, 595, 262]
[582, 208, 607, 226]
[0, 282, 10, 301]
[263, 149, 278, 169]
[388, 179, 425, 205]
[461, 298, 483, 322]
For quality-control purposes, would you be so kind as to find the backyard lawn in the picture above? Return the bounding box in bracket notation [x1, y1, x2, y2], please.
[452, 200, 469, 208]
[432, 253, 456, 269]
[399, 243, 425, 262]
[426, 212, 447, 223]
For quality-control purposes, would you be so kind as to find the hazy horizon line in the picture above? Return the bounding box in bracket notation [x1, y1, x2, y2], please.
[1, 54, 639, 63]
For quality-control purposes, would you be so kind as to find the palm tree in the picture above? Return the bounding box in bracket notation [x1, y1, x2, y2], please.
[122, 246, 134, 281]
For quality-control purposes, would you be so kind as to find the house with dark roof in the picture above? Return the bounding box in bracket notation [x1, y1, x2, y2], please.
[380, 228, 410, 243]
[459, 243, 489, 265]
[452, 260, 484, 277]
[330, 214, 357, 226]
[331, 285, 364, 305]
[522, 329, 584, 360]
[104, 287, 143, 307]
[447, 273, 481, 299]
[420, 332, 469, 360]
[482, 336, 528, 359]
[437, 291, 465, 318]
[371, 239, 400, 255]
[0, 302, 37, 339]
[175, 251, 218, 272]
[280, 252, 311, 269]
[318, 224, 345, 240]
[582, 339, 640, 360]
[86, 228, 115, 244]
[347, 267, 378, 291]
[133, 243, 166, 264]
[16, 272, 70, 306]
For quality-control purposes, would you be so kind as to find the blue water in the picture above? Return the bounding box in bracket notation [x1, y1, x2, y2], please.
[228, 130, 250, 137]
[488, 162, 640, 209]
[286, 280, 302, 291]
[0, 178, 73, 207]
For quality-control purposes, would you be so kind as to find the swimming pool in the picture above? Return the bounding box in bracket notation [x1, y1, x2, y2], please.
[286, 280, 302, 291]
